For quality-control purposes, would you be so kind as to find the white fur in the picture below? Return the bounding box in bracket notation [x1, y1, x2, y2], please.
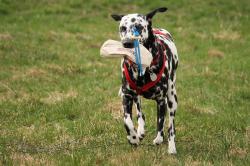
[153, 132, 164, 145]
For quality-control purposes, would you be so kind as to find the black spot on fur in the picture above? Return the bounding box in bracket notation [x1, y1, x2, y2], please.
[168, 101, 173, 108]
[142, 114, 145, 121]
[124, 124, 130, 135]
[139, 134, 145, 141]
[174, 94, 178, 103]
[170, 112, 175, 116]
[168, 125, 172, 133]
[131, 18, 136, 22]
[132, 136, 136, 139]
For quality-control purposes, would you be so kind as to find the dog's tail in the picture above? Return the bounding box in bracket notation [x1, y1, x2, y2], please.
[118, 86, 123, 97]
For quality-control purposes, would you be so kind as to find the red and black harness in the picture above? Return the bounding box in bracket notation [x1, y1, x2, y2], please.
[123, 29, 170, 95]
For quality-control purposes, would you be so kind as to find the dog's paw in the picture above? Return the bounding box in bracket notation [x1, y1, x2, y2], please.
[168, 140, 177, 154]
[137, 129, 145, 141]
[127, 135, 140, 145]
[153, 135, 163, 145]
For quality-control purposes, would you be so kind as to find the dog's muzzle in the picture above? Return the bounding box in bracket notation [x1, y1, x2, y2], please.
[122, 39, 134, 48]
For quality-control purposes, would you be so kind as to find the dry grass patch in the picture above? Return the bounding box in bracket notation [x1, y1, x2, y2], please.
[109, 149, 143, 165]
[212, 30, 241, 41]
[12, 67, 47, 80]
[0, 83, 31, 102]
[0, 86, 42, 104]
[208, 48, 225, 58]
[246, 126, 250, 143]
[47, 31, 92, 41]
[25, 68, 47, 77]
[17, 125, 35, 138]
[44, 63, 64, 74]
[40, 89, 78, 104]
[45, 63, 85, 75]
[0, 33, 13, 40]
[229, 146, 248, 159]
[202, 66, 219, 77]
[185, 103, 216, 115]
[184, 156, 212, 166]
[194, 32, 208, 40]
[0, 89, 16, 102]
[11, 153, 54, 166]
[104, 99, 123, 120]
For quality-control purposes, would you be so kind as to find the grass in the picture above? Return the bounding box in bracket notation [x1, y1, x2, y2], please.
[0, 0, 249, 165]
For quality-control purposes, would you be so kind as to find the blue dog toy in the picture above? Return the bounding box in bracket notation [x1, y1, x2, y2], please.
[133, 27, 143, 76]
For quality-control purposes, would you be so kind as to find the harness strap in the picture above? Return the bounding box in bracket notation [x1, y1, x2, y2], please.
[123, 50, 166, 94]
[153, 29, 172, 41]
[123, 29, 168, 94]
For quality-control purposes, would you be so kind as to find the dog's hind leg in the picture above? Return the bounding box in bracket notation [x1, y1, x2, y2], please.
[134, 96, 145, 140]
[167, 76, 178, 154]
[153, 99, 167, 145]
[122, 94, 140, 145]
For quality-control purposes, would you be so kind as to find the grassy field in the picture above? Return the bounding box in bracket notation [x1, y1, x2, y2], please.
[0, 0, 249, 165]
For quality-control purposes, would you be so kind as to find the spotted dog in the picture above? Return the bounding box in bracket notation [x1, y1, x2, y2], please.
[111, 7, 178, 154]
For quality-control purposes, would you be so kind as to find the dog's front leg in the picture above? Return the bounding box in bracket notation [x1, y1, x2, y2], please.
[133, 96, 145, 140]
[153, 99, 166, 145]
[122, 94, 139, 145]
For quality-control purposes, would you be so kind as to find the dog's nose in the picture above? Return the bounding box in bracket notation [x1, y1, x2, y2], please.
[122, 41, 134, 48]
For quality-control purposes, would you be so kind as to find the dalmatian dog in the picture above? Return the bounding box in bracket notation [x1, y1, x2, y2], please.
[111, 7, 178, 154]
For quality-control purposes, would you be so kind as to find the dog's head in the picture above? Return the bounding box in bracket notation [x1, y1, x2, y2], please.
[111, 7, 167, 48]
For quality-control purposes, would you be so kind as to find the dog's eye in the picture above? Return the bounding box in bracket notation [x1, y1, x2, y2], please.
[120, 26, 127, 32]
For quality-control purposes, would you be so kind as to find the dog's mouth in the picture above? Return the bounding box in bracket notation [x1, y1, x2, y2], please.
[122, 40, 134, 48]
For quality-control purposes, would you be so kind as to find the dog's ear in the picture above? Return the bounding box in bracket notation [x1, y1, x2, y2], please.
[111, 14, 124, 21]
[146, 7, 168, 21]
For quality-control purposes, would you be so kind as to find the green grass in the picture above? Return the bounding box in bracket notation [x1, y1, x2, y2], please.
[0, 0, 249, 165]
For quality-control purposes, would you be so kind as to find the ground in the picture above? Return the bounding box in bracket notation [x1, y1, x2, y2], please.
[0, 0, 249, 165]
